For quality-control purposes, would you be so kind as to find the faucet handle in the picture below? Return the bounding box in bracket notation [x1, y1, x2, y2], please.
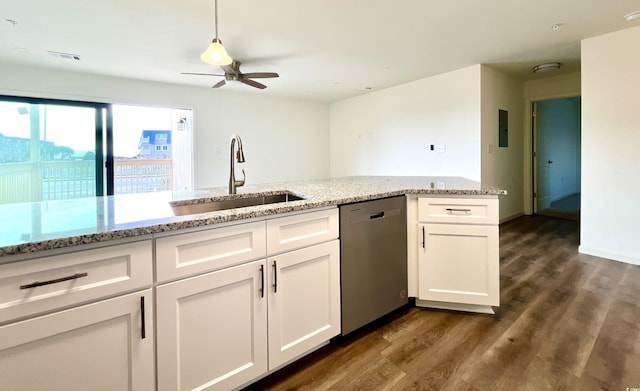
[236, 169, 246, 187]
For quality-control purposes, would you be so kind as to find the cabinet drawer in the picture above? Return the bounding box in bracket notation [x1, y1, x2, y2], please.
[266, 208, 339, 255]
[0, 240, 152, 324]
[155, 221, 266, 283]
[418, 197, 498, 224]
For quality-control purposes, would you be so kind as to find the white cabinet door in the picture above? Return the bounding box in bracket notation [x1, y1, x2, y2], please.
[0, 289, 154, 391]
[418, 223, 499, 307]
[156, 260, 267, 391]
[267, 240, 340, 370]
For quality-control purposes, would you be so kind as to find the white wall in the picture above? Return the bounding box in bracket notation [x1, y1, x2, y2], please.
[522, 72, 581, 214]
[0, 62, 330, 188]
[524, 72, 581, 100]
[330, 65, 482, 180]
[580, 26, 640, 265]
[480, 65, 524, 222]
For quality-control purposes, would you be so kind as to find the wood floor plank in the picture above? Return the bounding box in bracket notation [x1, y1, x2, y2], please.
[536, 289, 609, 377]
[244, 216, 639, 391]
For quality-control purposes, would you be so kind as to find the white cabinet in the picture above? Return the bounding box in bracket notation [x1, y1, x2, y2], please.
[412, 196, 499, 314]
[0, 240, 152, 323]
[155, 208, 340, 390]
[0, 240, 154, 391]
[156, 260, 267, 391]
[0, 289, 154, 391]
[267, 240, 340, 370]
[266, 208, 339, 255]
[155, 221, 266, 283]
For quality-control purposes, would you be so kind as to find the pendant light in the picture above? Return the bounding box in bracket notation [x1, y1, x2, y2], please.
[201, 0, 233, 65]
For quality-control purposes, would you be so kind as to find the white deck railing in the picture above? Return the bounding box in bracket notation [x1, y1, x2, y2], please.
[0, 159, 173, 204]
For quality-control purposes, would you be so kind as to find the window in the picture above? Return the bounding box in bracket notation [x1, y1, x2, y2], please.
[0, 96, 193, 204]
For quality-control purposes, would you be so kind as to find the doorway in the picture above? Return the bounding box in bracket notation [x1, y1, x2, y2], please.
[532, 97, 581, 221]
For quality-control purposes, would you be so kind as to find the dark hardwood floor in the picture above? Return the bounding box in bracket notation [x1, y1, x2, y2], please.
[245, 216, 640, 391]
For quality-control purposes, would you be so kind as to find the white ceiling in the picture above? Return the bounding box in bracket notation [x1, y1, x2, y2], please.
[1, 0, 639, 102]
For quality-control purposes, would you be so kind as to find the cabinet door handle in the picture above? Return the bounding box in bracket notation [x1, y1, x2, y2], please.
[259, 264, 265, 298]
[422, 226, 426, 249]
[140, 296, 146, 340]
[272, 260, 277, 293]
[19, 272, 88, 290]
[445, 208, 471, 213]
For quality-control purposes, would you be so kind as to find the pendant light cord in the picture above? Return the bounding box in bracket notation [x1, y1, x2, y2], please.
[214, 0, 219, 39]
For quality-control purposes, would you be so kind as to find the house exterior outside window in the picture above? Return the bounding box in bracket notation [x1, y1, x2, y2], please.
[138, 130, 172, 159]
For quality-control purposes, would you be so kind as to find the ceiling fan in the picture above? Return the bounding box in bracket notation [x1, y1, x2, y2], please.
[182, 60, 279, 90]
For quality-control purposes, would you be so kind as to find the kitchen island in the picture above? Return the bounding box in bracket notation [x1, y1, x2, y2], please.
[0, 176, 504, 391]
[0, 176, 504, 259]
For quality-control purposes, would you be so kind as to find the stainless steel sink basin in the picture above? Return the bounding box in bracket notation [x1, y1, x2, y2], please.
[170, 192, 305, 216]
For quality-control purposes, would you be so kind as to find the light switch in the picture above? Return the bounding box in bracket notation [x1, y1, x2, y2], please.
[436, 144, 446, 153]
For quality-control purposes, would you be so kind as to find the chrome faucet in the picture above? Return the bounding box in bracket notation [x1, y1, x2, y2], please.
[228, 134, 246, 194]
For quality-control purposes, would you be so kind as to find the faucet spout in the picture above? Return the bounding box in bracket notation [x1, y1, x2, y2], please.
[229, 134, 246, 194]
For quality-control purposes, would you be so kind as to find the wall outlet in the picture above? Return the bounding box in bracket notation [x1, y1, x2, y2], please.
[436, 181, 446, 189]
[436, 144, 446, 153]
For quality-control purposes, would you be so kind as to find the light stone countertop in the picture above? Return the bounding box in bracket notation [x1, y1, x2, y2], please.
[0, 176, 505, 259]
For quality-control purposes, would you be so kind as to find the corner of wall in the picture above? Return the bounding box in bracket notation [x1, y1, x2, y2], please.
[480, 66, 525, 221]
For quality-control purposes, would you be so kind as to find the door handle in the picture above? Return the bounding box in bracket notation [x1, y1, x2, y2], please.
[548, 160, 553, 164]
[369, 211, 385, 220]
[20, 272, 88, 289]
[140, 296, 146, 340]
[259, 264, 264, 298]
[272, 260, 277, 293]
[422, 226, 426, 249]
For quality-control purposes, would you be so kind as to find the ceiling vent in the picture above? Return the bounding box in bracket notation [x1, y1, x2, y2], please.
[47, 51, 81, 61]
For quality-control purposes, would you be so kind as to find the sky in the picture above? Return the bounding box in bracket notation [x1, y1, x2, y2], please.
[0, 101, 190, 158]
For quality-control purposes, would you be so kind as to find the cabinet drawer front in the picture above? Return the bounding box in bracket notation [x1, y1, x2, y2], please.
[266, 208, 339, 255]
[0, 241, 152, 324]
[155, 221, 267, 283]
[418, 197, 498, 224]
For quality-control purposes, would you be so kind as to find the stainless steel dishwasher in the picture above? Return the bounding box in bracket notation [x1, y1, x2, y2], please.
[339, 195, 408, 335]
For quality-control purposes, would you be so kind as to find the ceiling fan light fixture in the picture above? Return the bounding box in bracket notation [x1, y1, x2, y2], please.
[532, 62, 561, 73]
[201, 0, 233, 66]
[624, 11, 640, 22]
[200, 38, 233, 65]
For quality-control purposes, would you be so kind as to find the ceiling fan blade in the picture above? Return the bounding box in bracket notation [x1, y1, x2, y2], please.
[242, 72, 279, 79]
[212, 79, 226, 88]
[181, 72, 224, 76]
[240, 78, 267, 89]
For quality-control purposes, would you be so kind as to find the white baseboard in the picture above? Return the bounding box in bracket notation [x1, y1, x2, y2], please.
[578, 246, 640, 266]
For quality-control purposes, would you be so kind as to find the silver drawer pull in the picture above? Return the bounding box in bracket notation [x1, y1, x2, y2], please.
[445, 208, 471, 213]
[20, 272, 89, 290]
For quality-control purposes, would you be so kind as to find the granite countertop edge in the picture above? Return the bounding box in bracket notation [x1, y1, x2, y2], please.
[0, 176, 506, 259]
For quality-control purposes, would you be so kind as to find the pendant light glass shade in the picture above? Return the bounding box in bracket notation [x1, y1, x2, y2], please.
[200, 38, 233, 65]
[201, 0, 233, 66]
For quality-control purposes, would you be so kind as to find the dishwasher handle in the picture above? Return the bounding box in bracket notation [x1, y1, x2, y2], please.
[369, 211, 385, 220]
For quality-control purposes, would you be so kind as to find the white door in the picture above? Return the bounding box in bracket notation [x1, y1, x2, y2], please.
[418, 223, 499, 306]
[156, 260, 268, 391]
[267, 240, 340, 370]
[0, 289, 154, 391]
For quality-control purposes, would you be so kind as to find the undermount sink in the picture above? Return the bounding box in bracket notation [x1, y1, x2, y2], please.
[170, 192, 306, 216]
